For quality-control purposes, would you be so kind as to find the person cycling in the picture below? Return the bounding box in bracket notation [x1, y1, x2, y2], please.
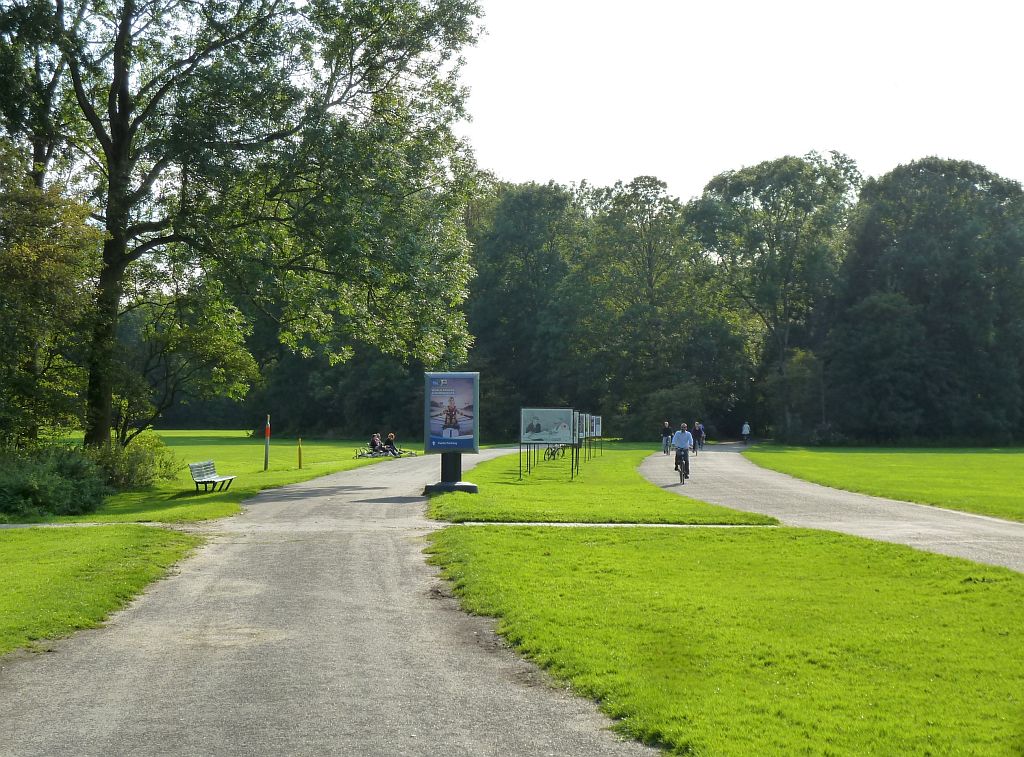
[671, 423, 694, 483]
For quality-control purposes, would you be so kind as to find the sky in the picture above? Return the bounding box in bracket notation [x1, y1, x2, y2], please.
[454, 0, 1024, 201]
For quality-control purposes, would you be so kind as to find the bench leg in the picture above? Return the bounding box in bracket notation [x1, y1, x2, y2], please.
[223, 479, 232, 492]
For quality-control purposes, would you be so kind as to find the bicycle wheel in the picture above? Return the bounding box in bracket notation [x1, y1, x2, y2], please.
[543, 447, 553, 461]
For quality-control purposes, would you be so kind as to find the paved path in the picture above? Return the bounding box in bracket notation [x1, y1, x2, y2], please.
[0, 451, 653, 757]
[639, 443, 1024, 573]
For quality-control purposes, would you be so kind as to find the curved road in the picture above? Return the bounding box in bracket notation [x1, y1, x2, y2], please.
[639, 443, 1024, 573]
[0, 450, 653, 757]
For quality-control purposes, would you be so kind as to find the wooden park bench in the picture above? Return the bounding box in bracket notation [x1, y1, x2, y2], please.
[188, 460, 236, 493]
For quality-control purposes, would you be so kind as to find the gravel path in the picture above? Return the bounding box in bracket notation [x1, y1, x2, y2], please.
[0, 450, 654, 757]
[639, 443, 1024, 573]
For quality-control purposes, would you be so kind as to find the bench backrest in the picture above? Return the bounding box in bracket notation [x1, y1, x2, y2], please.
[189, 461, 217, 480]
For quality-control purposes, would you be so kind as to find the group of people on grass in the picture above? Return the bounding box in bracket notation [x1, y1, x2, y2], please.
[659, 419, 753, 484]
[368, 432, 400, 457]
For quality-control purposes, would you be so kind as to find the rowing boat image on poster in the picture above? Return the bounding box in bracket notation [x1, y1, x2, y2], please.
[424, 372, 480, 453]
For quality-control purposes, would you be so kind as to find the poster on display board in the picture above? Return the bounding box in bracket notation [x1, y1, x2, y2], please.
[424, 372, 479, 454]
[521, 408, 574, 444]
[577, 413, 589, 440]
[590, 414, 597, 437]
[594, 416, 602, 437]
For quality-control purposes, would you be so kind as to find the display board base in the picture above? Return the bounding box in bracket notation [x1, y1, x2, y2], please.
[423, 481, 479, 494]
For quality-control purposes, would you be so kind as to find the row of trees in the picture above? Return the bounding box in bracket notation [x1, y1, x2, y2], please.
[2, 3, 1022, 446]
[164, 153, 1024, 445]
[464, 155, 1024, 443]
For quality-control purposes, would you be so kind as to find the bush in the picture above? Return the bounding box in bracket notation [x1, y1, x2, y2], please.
[0, 446, 108, 519]
[88, 432, 180, 490]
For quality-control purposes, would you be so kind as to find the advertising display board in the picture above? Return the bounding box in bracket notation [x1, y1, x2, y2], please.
[424, 372, 479, 454]
[578, 413, 589, 440]
[594, 415, 602, 437]
[521, 408, 574, 444]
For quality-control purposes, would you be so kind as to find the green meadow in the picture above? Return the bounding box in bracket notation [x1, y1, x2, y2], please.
[0, 526, 201, 656]
[744, 446, 1024, 522]
[429, 444, 775, 525]
[429, 526, 1024, 755]
[60, 430, 407, 523]
[427, 445, 1024, 754]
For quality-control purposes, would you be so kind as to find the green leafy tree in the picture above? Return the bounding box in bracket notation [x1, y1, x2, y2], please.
[1, 0, 480, 446]
[0, 139, 102, 440]
[112, 286, 259, 445]
[827, 158, 1024, 442]
[689, 151, 860, 436]
[464, 180, 583, 436]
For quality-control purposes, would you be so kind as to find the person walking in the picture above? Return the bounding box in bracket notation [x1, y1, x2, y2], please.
[671, 422, 694, 482]
[661, 421, 672, 455]
[741, 421, 751, 445]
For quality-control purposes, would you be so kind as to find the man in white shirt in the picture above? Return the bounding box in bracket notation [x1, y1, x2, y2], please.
[671, 422, 694, 481]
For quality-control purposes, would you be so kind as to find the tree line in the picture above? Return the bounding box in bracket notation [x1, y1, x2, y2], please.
[2, 1, 1022, 447]
[168, 153, 1024, 446]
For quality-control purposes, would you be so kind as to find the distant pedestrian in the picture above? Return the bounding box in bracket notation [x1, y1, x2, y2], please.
[661, 421, 672, 455]
[694, 421, 706, 452]
[671, 422, 694, 482]
[741, 421, 751, 445]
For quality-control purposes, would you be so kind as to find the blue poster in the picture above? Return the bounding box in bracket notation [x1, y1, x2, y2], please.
[424, 372, 480, 454]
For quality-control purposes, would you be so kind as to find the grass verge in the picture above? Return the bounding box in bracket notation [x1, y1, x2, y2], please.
[59, 431, 407, 523]
[428, 526, 1024, 755]
[429, 444, 775, 525]
[744, 445, 1024, 522]
[0, 525, 202, 656]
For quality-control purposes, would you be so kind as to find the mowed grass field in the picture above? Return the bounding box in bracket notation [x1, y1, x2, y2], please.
[429, 444, 775, 525]
[428, 446, 1024, 754]
[61, 430, 408, 523]
[744, 446, 1024, 522]
[0, 526, 201, 656]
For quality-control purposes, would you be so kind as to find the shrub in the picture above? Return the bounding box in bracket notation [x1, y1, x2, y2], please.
[0, 446, 108, 519]
[88, 432, 180, 490]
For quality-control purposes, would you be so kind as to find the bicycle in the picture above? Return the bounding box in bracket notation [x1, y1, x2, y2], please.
[673, 446, 690, 484]
[543, 444, 567, 461]
[662, 436, 671, 455]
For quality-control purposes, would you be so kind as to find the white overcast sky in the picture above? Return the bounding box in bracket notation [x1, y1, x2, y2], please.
[455, 0, 1024, 201]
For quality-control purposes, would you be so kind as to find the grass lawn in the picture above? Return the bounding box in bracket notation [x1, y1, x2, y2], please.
[0, 525, 201, 656]
[429, 444, 775, 525]
[429, 526, 1024, 755]
[744, 445, 1024, 523]
[56, 430, 408, 523]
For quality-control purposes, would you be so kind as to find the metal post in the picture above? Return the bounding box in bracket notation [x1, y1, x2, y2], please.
[264, 414, 270, 471]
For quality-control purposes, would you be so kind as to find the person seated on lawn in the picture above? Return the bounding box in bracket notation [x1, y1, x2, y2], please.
[383, 432, 399, 457]
[369, 433, 384, 453]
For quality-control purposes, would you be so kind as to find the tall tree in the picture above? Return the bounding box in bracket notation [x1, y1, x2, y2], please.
[827, 158, 1024, 441]
[1, 0, 480, 446]
[464, 180, 582, 436]
[688, 151, 860, 435]
[0, 138, 102, 440]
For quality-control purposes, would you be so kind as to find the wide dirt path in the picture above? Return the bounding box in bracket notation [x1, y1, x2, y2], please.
[639, 443, 1024, 573]
[0, 451, 653, 757]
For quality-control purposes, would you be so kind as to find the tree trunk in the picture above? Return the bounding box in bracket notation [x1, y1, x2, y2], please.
[83, 255, 124, 446]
